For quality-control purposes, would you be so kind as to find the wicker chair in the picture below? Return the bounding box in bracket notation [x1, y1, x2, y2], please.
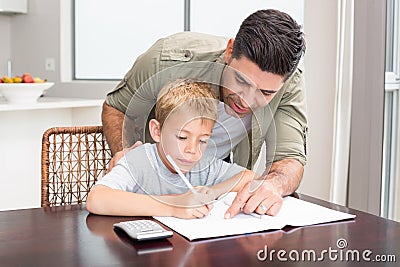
[41, 126, 112, 207]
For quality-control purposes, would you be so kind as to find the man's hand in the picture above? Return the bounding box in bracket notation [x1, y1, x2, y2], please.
[106, 141, 143, 173]
[224, 180, 283, 219]
[224, 158, 303, 219]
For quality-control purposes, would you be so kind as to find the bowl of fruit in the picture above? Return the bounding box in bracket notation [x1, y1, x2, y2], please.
[0, 73, 54, 103]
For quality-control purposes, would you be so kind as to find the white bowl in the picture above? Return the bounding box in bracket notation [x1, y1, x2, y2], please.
[0, 82, 54, 103]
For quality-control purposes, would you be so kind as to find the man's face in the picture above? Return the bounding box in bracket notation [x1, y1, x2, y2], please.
[221, 56, 284, 118]
[158, 110, 214, 174]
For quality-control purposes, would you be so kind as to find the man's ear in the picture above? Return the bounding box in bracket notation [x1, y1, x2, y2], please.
[224, 38, 234, 64]
[149, 119, 161, 142]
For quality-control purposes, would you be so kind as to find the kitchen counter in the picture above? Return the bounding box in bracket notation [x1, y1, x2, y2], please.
[0, 97, 103, 211]
[0, 97, 104, 111]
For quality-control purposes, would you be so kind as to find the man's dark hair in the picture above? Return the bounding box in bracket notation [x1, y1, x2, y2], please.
[232, 9, 306, 80]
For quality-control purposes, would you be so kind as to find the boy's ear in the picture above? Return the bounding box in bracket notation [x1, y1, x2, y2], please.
[224, 38, 234, 64]
[149, 119, 161, 142]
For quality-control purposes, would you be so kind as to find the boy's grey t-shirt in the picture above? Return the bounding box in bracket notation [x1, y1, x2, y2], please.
[96, 143, 244, 195]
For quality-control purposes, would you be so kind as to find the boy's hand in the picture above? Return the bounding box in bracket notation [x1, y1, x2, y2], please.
[172, 186, 216, 206]
[106, 141, 143, 173]
[171, 204, 213, 219]
[194, 186, 219, 204]
[170, 187, 216, 219]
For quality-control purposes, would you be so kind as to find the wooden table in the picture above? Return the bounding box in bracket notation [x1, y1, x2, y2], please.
[0, 194, 398, 266]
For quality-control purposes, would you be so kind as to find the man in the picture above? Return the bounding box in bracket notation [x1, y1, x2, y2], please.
[102, 9, 307, 218]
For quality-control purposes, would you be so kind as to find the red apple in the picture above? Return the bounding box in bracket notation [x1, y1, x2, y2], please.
[22, 73, 34, 83]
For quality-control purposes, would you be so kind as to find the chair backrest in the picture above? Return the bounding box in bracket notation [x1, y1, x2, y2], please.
[41, 126, 112, 207]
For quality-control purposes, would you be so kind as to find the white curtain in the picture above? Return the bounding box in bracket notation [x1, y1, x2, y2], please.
[330, 0, 354, 205]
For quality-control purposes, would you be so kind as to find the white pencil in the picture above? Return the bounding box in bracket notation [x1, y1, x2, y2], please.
[166, 155, 199, 197]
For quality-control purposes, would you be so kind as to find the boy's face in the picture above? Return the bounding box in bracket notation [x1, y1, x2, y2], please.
[155, 110, 214, 174]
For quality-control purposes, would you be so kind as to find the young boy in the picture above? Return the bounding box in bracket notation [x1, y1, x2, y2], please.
[86, 80, 256, 219]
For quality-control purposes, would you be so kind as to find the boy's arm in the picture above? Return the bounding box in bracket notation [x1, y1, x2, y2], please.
[86, 185, 211, 219]
[208, 169, 257, 198]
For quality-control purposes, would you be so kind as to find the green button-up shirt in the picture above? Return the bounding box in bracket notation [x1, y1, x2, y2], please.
[106, 32, 308, 170]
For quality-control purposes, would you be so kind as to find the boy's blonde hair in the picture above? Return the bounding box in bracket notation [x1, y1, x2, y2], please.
[155, 79, 218, 128]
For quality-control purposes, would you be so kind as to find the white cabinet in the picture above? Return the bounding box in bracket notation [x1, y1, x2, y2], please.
[0, 0, 27, 14]
[0, 98, 103, 211]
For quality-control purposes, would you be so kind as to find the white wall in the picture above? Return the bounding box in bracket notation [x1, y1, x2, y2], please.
[299, 0, 339, 201]
[0, 15, 11, 76]
[0, 0, 340, 202]
[5, 0, 115, 99]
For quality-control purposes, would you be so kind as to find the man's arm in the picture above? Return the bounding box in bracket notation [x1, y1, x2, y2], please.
[224, 158, 302, 218]
[263, 158, 303, 196]
[102, 101, 145, 172]
[102, 101, 124, 155]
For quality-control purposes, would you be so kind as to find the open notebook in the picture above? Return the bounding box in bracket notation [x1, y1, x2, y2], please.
[154, 192, 356, 241]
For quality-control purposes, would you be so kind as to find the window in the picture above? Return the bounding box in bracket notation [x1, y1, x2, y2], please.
[190, 0, 304, 39]
[73, 0, 304, 80]
[382, 0, 400, 221]
[73, 0, 184, 80]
